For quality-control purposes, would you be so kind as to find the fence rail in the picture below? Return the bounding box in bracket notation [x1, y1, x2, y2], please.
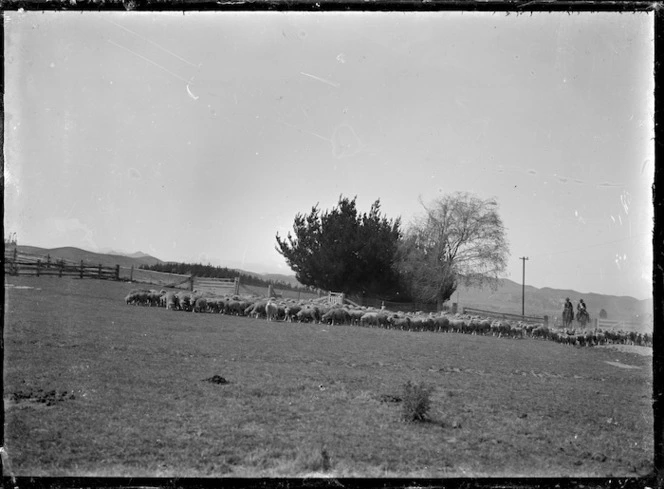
[463, 306, 548, 325]
[5, 257, 120, 280]
[328, 291, 345, 305]
[121, 267, 192, 289]
[193, 277, 240, 295]
[595, 318, 646, 331]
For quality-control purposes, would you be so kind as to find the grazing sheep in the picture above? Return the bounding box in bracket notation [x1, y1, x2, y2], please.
[284, 304, 302, 322]
[176, 292, 193, 312]
[321, 308, 350, 326]
[226, 300, 245, 316]
[266, 300, 279, 321]
[245, 300, 268, 318]
[193, 297, 208, 313]
[297, 307, 320, 323]
[346, 309, 365, 326]
[165, 292, 178, 311]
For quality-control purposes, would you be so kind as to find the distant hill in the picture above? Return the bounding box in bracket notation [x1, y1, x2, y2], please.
[455, 278, 652, 326]
[15, 245, 163, 269]
[236, 270, 303, 288]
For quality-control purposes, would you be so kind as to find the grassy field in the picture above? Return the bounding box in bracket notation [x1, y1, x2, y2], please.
[3, 276, 654, 477]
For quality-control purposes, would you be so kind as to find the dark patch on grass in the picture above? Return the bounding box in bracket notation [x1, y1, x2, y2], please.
[202, 375, 229, 385]
[378, 394, 402, 403]
[9, 388, 75, 406]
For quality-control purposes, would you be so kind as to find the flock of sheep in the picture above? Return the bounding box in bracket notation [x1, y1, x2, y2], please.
[124, 288, 652, 348]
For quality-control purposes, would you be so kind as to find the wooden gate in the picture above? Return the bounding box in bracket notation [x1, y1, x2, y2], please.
[193, 277, 240, 295]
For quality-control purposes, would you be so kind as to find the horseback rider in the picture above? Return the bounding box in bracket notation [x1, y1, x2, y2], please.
[577, 299, 588, 320]
[562, 298, 574, 326]
[577, 299, 587, 313]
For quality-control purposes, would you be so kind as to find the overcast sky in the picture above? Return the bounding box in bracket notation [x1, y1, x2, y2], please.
[4, 11, 654, 300]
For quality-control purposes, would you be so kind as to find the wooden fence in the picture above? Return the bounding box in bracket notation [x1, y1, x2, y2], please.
[5, 252, 120, 280]
[595, 318, 647, 332]
[4, 248, 191, 287]
[328, 291, 345, 305]
[193, 277, 240, 295]
[463, 306, 548, 325]
[119, 266, 191, 289]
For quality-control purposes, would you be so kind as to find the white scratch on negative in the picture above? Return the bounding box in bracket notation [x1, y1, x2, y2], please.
[107, 39, 191, 85]
[300, 72, 340, 88]
[278, 119, 331, 143]
[104, 18, 201, 70]
[186, 77, 199, 100]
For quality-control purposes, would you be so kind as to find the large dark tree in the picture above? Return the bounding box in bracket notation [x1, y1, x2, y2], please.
[276, 196, 402, 297]
[395, 192, 510, 308]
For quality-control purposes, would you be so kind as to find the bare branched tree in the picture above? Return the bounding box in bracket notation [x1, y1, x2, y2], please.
[396, 192, 510, 307]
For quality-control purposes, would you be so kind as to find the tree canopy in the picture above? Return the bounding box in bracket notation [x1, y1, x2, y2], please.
[395, 192, 510, 306]
[275, 196, 403, 298]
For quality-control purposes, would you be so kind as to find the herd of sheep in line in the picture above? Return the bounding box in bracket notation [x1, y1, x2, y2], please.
[124, 288, 653, 348]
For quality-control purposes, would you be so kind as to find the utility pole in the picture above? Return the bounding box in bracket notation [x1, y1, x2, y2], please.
[520, 257, 529, 316]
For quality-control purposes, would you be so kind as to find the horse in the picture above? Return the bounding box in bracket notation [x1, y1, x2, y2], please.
[562, 306, 574, 328]
[577, 308, 590, 327]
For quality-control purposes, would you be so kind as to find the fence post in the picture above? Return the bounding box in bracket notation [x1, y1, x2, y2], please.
[80, 260, 84, 279]
[47, 254, 51, 268]
[13, 247, 18, 275]
[36, 260, 41, 277]
[115, 264, 120, 281]
[98, 264, 102, 279]
[129, 265, 134, 282]
[268, 284, 274, 298]
[544, 315, 549, 327]
[59, 260, 64, 278]
[235, 277, 240, 295]
[189, 275, 194, 291]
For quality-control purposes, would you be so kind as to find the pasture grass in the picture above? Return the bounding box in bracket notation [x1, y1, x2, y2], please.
[3, 276, 654, 477]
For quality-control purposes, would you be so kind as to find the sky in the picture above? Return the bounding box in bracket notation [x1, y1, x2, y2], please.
[4, 11, 654, 300]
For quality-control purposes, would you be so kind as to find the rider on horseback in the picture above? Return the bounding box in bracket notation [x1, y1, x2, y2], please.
[562, 298, 574, 327]
[577, 299, 587, 314]
[576, 299, 589, 324]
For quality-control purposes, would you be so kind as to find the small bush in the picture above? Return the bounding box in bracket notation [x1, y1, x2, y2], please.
[295, 446, 332, 472]
[401, 381, 434, 422]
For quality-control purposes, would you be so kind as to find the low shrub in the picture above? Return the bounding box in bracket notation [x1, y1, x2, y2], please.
[295, 446, 332, 472]
[401, 381, 434, 422]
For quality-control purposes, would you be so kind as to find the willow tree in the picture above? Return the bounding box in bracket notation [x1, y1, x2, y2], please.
[275, 195, 403, 298]
[396, 192, 510, 308]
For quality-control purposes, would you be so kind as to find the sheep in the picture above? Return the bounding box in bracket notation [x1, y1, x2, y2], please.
[165, 292, 178, 311]
[346, 309, 365, 326]
[176, 292, 193, 312]
[245, 300, 268, 318]
[266, 300, 279, 321]
[284, 304, 302, 322]
[193, 297, 208, 313]
[225, 300, 245, 316]
[296, 307, 320, 323]
[389, 315, 410, 331]
[433, 315, 451, 333]
[321, 308, 349, 326]
[206, 298, 225, 313]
